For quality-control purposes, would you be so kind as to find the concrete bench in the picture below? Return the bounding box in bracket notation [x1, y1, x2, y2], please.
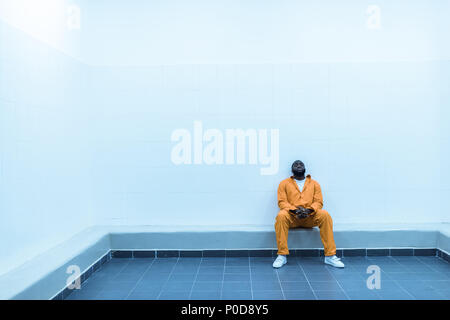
[0, 223, 448, 300]
[108, 223, 449, 251]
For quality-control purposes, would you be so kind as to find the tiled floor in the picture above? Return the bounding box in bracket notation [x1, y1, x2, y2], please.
[65, 255, 450, 300]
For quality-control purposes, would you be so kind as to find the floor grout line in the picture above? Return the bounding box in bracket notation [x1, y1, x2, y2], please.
[249, 255, 254, 300]
[297, 257, 319, 300]
[391, 278, 417, 300]
[275, 264, 286, 300]
[124, 258, 157, 300]
[188, 256, 203, 300]
[220, 255, 226, 300]
[96, 258, 133, 299]
[155, 256, 180, 300]
[326, 258, 355, 300]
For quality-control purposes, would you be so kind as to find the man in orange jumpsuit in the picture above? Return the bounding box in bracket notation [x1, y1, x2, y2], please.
[273, 160, 344, 268]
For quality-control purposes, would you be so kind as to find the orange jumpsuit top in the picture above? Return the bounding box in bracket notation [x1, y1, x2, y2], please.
[277, 174, 323, 213]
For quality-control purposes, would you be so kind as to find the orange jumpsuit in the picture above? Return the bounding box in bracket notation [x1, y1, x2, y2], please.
[275, 174, 336, 256]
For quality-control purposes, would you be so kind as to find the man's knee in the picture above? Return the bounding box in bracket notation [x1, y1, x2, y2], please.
[275, 210, 290, 224]
[316, 209, 332, 222]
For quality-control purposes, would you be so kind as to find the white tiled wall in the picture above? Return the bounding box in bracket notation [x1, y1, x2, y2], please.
[0, 20, 93, 275]
[88, 60, 450, 226]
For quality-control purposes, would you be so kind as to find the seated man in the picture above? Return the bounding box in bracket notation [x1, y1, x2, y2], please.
[273, 160, 344, 268]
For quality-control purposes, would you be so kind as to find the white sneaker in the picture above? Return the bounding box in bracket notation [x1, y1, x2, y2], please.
[324, 255, 345, 268]
[272, 255, 287, 268]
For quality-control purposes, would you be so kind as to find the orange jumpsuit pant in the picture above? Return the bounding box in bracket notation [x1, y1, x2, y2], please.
[274, 209, 336, 256]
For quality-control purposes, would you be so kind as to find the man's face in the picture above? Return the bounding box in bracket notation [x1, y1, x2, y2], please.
[292, 161, 305, 179]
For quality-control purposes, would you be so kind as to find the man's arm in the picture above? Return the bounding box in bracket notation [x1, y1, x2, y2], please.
[277, 182, 297, 211]
[310, 182, 323, 213]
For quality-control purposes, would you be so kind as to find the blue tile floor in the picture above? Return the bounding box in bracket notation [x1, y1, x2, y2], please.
[65, 256, 450, 300]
